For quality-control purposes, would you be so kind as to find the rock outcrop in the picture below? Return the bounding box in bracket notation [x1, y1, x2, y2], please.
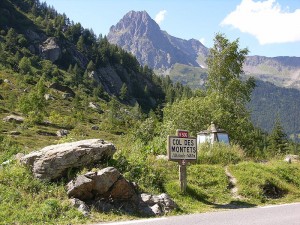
[67, 167, 178, 216]
[39, 37, 61, 62]
[284, 154, 299, 163]
[20, 139, 116, 180]
[48, 82, 75, 97]
[3, 115, 25, 123]
[89, 102, 103, 113]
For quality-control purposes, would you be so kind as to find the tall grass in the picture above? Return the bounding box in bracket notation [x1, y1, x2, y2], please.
[164, 164, 232, 213]
[0, 163, 85, 224]
[197, 143, 244, 165]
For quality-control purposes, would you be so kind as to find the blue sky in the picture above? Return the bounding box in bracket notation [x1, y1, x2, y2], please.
[43, 0, 300, 57]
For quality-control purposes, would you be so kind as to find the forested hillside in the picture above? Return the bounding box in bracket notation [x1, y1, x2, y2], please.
[0, 0, 196, 155]
[167, 64, 300, 139]
[250, 80, 300, 139]
[0, 0, 192, 112]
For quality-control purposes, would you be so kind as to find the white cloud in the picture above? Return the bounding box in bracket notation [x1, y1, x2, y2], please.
[155, 10, 167, 25]
[199, 38, 206, 45]
[221, 0, 300, 44]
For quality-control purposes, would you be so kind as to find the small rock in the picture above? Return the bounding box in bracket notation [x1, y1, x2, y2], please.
[62, 93, 73, 99]
[4, 79, 11, 84]
[140, 193, 152, 203]
[69, 198, 90, 216]
[67, 167, 123, 200]
[44, 94, 55, 100]
[158, 193, 178, 212]
[89, 102, 103, 113]
[56, 129, 69, 137]
[10, 131, 21, 135]
[284, 155, 299, 163]
[91, 125, 99, 130]
[1, 160, 12, 167]
[14, 153, 25, 161]
[284, 157, 292, 163]
[150, 204, 162, 216]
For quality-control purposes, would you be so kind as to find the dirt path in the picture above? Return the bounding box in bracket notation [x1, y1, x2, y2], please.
[225, 166, 243, 200]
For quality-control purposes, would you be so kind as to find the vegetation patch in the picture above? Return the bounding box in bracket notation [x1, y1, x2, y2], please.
[229, 162, 300, 203]
[0, 163, 85, 224]
[197, 143, 244, 165]
[262, 180, 287, 199]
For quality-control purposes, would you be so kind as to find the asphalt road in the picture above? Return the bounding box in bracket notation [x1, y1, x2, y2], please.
[95, 202, 300, 225]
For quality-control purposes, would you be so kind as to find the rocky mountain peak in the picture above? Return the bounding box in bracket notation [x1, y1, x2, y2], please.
[107, 10, 207, 70]
[108, 10, 160, 41]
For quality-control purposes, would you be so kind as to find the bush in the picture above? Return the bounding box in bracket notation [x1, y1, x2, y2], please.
[48, 111, 76, 129]
[197, 143, 244, 165]
[0, 136, 21, 163]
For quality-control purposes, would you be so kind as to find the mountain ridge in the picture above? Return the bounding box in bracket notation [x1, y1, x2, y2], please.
[107, 11, 208, 71]
[107, 10, 300, 90]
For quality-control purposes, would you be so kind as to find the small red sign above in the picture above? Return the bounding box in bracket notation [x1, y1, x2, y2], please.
[177, 130, 189, 138]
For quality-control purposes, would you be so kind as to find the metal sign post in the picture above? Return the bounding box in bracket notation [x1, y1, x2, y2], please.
[167, 130, 197, 193]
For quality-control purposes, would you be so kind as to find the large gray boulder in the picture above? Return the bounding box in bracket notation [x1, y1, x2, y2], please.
[20, 139, 116, 180]
[39, 37, 61, 62]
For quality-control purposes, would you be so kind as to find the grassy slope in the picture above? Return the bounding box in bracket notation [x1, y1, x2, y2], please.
[168, 63, 207, 89]
[1, 156, 300, 224]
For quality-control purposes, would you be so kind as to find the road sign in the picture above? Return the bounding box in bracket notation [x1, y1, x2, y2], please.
[167, 136, 197, 161]
[177, 130, 189, 138]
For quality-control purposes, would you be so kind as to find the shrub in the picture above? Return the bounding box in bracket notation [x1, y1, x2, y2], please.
[0, 136, 21, 163]
[197, 143, 244, 165]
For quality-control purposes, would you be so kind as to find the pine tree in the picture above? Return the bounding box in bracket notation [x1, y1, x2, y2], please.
[119, 83, 128, 100]
[19, 57, 32, 74]
[87, 60, 95, 72]
[18, 77, 47, 123]
[268, 118, 289, 155]
[5, 28, 18, 51]
[76, 35, 85, 52]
